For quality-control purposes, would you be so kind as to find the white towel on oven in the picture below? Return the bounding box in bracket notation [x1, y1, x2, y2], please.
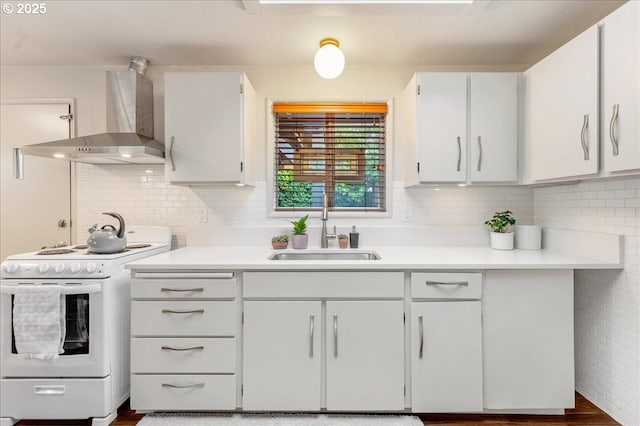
[12, 286, 66, 359]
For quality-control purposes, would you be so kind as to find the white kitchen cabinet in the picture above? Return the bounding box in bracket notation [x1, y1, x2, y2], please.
[164, 72, 255, 185]
[525, 25, 599, 181]
[242, 301, 322, 411]
[469, 73, 518, 182]
[243, 300, 404, 412]
[129, 273, 239, 411]
[411, 301, 483, 412]
[483, 270, 574, 410]
[601, 0, 640, 173]
[325, 301, 404, 411]
[403, 72, 518, 185]
[242, 272, 405, 412]
[410, 272, 483, 412]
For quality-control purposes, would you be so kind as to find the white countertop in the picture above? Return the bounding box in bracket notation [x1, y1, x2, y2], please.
[126, 245, 623, 271]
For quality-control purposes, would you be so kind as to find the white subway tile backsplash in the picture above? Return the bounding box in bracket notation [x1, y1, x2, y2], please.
[535, 176, 640, 426]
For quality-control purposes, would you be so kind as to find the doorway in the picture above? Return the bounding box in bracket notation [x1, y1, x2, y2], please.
[0, 101, 73, 260]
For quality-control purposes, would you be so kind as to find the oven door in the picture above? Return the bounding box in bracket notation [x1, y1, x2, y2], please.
[0, 281, 108, 378]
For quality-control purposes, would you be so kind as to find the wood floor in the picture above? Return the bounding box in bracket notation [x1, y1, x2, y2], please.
[15, 393, 619, 425]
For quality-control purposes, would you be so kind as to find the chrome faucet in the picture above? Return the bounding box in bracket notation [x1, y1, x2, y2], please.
[321, 192, 336, 248]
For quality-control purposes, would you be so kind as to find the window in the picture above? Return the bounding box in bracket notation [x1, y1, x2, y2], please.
[273, 102, 387, 212]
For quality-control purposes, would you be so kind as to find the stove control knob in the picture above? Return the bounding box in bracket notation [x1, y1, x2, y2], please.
[85, 263, 97, 274]
[69, 263, 81, 274]
[3, 263, 20, 274]
[38, 263, 51, 274]
[53, 263, 65, 274]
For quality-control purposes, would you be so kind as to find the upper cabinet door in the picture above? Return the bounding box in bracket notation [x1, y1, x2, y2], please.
[416, 73, 468, 183]
[526, 25, 599, 181]
[164, 72, 255, 185]
[469, 73, 519, 182]
[601, 1, 640, 173]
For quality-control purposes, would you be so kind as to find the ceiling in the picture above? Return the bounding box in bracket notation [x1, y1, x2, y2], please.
[0, 0, 625, 69]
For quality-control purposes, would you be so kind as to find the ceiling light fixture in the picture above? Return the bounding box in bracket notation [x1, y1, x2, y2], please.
[314, 37, 345, 79]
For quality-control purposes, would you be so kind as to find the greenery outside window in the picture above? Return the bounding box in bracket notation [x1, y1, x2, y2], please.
[274, 102, 387, 212]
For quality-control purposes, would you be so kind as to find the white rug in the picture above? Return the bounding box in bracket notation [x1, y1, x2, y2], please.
[136, 413, 423, 426]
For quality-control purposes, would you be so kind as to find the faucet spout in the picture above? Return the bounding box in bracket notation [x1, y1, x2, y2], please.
[321, 192, 336, 248]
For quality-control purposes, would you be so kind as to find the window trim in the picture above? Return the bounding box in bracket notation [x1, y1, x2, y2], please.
[266, 98, 393, 218]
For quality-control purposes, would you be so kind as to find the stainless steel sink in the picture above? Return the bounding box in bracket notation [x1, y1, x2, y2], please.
[268, 250, 381, 261]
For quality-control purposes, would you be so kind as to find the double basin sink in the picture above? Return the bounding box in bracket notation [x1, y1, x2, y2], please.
[269, 250, 381, 261]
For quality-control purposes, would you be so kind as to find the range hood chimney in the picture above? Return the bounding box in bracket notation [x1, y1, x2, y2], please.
[21, 57, 165, 164]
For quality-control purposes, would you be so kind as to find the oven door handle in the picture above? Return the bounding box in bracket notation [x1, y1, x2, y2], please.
[0, 284, 102, 295]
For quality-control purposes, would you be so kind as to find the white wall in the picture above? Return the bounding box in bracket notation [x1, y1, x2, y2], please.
[534, 176, 640, 426]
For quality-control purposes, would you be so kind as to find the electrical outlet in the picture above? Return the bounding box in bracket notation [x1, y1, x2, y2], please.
[403, 207, 412, 222]
[198, 208, 208, 223]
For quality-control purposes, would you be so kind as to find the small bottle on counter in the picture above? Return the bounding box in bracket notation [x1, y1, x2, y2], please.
[349, 225, 359, 248]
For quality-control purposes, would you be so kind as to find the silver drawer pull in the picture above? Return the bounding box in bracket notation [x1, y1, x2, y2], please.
[309, 314, 315, 358]
[610, 104, 619, 156]
[34, 385, 65, 395]
[418, 315, 424, 359]
[161, 308, 205, 314]
[162, 382, 205, 389]
[333, 314, 338, 358]
[425, 280, 469, 286]
[161, 345, 204, 352]
[161, 287, 204, 293]
[581, 114, 590, 161]
[456, 136, 462, 172]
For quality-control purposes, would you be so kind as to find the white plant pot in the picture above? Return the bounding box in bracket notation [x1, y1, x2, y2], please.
[490, 232, 514, 250]
[291, 234, 308, 250]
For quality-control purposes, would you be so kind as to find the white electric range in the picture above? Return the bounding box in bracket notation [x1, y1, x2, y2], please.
[0, 226, 171, 426]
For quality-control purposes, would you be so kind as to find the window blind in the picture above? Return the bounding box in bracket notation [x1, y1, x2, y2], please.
[273, 102, 387, 212]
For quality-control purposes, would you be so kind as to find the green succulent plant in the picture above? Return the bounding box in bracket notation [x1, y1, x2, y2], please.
[485, 210, 516, 233]
[271, 234, 289, 243]
[290, 214, 309, 235]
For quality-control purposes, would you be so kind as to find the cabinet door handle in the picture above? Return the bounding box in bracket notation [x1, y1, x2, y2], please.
[161, 345, 204, 352]
[581, 114, 589, 161]
[161, 287, 204, 293]
[477, 136, 482, 172]
[13, 147, 23, 179]
[425, 280, 469, 286]
[169, 136, 176, 171]
[161, 308, 205, 314]
[333, 314, 338, 358]
[162, 382, 205, 389]
[456, 136, 462, 172]
[418, 315, 424, 359]
[610, 104, 619, 156]
[309, 314, 315, 358]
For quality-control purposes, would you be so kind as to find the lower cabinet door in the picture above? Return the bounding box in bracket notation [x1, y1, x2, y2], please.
[411, 301, 483, 412]
[326, 300, 405, 411]
[242, 301, 322, 410]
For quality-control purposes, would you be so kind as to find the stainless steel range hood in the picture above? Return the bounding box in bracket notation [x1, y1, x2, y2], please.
[21, 58, 165, 164]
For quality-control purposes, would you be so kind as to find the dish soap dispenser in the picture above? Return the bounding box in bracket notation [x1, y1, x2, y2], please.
[349, 225, 359, 249]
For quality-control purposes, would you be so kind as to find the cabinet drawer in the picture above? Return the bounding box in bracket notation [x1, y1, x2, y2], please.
[411, 273, 482, 299]
[131, 301, 236, 336]
[244, 272, 404, 298]
[131, 278, 236, 299]
[131, 338, 236, 373]
[131, 374, 236, 411]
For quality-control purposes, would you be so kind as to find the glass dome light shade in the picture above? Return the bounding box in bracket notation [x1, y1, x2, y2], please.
[314, 38, 345, 79]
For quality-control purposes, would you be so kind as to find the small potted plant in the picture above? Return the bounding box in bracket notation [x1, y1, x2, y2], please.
[485, 210, 516, 250]
[337, 234, 348, 249]
[271, 234, 289, 250]
[290, 214, 309, 249]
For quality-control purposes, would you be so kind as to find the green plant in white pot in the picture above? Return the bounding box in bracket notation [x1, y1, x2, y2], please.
[485, 210, 516, 250]
[290, 214, 309, 249]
